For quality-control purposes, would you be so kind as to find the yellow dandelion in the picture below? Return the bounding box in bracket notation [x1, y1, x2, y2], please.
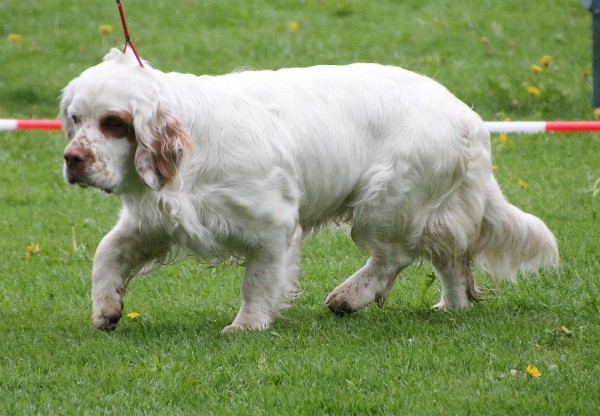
[287, 21, 299, 33]
[531, 64, 543, 74]
[526, 86, 541, 96]
[25, 242, 41, 256]
[499, 133, 509, 144]
[583, 68, 592, 79]
[127, 312, 141, 319]
[593, 108, 600, 119]
[525, 365, 541, 379]
[552, 325, 573, 337]
[540, 55, 552, 67]
[99, 25, 114, 34]
[7, 33, 22, 43]
[518, 179, 529, 189]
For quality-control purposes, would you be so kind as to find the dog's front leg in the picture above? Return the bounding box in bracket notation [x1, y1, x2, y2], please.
[91, 217, 169, 330]
[222, 257, 279, 332]
[223, 226, 302, 333]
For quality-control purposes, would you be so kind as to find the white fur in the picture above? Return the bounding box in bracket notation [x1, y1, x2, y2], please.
[60, 48, 559, 332]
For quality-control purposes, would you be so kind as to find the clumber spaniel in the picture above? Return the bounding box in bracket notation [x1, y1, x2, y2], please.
[60, 49, 558, 332]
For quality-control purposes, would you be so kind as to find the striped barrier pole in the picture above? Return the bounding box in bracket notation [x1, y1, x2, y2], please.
[484, 121, 600, 133]
[0, 119, 63, 131]
[2, 119, 600, 134]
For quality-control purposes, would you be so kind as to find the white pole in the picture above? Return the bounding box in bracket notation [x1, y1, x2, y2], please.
[0, 120, 18, 131]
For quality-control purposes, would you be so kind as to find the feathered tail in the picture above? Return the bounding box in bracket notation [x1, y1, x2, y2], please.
[473, 179, 559, 281]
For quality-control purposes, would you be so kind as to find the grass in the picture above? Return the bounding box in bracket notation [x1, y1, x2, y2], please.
[1, 0, 599, 414]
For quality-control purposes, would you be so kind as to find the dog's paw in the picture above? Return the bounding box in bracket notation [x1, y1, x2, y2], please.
[91, 300, 123, 331]
[221, 320, 270, 334]
[325, 290, 359, 316]
[431, 298, 470, 311]
[431, 300, 447, 311]
[222, 307, 273, 333]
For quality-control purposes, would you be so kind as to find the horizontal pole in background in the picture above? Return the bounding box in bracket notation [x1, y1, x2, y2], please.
[0, 119, 63, 131]
[484, 121, 600, 133]
[1, 119, 600, 134]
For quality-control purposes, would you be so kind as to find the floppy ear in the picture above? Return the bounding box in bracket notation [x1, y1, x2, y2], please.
[133, 103, 192, 191]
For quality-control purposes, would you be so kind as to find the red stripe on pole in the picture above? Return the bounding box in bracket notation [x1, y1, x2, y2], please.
[15, 120, 63, 130]
[545, 121, 600, 131]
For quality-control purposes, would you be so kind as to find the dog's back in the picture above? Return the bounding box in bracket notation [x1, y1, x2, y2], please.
[200, 64, 484, 230]
[180, 63, 558, 282]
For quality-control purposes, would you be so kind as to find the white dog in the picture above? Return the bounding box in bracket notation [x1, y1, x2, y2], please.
[60, 49, 558, 332]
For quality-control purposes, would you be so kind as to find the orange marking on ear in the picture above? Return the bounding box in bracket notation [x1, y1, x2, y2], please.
[152, 111, 192, 184]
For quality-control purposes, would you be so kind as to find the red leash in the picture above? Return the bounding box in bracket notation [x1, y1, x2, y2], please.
[116, 0, 144, 67]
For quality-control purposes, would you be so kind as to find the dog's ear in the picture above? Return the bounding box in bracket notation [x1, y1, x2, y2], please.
[133, 103, 192, 191]
[103, 48, 150, 67]
[103, 48, 126, 63]
[58, 83, 76, 141]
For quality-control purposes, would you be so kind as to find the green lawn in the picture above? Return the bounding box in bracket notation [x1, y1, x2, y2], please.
[1, 1, 599, 414]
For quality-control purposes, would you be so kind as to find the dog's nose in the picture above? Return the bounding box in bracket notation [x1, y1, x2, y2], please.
[64, 147, 87, 166]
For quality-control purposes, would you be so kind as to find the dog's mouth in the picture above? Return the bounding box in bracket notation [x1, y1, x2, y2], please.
[65, 171, 89, 188]
[75, 180, 112, 195]
[73, 180, 89, 189]
[65, 173, 112, 194]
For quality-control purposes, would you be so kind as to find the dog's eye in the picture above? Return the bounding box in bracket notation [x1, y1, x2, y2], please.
[71, 115, 80, 124]
[103, 116, 124, 129]
[104, 116, 123, 127]
[99, 114, 133, 139]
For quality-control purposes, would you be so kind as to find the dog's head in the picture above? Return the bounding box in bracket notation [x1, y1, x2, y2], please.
[60, 48, 191, 194]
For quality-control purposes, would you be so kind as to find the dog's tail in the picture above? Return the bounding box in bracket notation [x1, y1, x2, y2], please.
[473, 178, 558, 281]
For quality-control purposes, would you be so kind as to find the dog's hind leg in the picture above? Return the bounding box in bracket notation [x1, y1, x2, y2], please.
[325, 248, 412, 315]
[431, 256, 482, 311]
